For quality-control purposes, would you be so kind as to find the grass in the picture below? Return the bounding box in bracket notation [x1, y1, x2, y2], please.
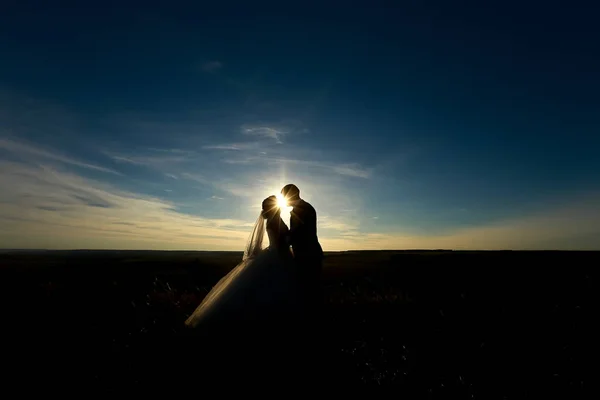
[1, 250, 597, 397]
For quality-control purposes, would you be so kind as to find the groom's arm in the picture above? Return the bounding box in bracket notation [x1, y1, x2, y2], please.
[288, 205, 317, 244]
[287, 221, 298, 246]
[287, 211, 303, 246]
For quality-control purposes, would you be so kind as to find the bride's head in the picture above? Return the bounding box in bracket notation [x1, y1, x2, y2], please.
[261, 195, 280, 219]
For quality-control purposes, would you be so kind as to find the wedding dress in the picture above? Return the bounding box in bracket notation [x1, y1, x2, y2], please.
[184, 211, 298, 331]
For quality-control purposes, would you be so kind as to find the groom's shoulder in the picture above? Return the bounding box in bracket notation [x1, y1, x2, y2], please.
[301, 199, 316, 213]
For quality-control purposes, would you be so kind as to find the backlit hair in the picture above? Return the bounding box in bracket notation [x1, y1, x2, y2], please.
[281, 184, 300, 199]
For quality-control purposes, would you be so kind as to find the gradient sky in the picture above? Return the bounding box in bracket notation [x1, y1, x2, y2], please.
[1, 1, 599, 250]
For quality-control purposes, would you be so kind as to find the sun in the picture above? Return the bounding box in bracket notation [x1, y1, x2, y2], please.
[275, 192, 292, 227]
[276, 193, 288, 209]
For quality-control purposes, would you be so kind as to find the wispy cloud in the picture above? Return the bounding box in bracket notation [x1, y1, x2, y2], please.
[0, 161, 255, 250]
[201, 142, 259, 151]
[199, 141, 372, 179]
[0, 138, 120, 175]
[180, 172, 254, 198]
[201, 60, 223, 73]
[320, 195, 600, 251]
[318, 215, 359, 234]
[106, 149, 193, 167]
[1, 154, 599, 251]
[254, 156, 372, 179]
[143, 148, 193, 155]
[99, 145, 281, 198]
[240, 124, 288, 143]
[331, 163, 371, 179]
[302, 159, 371, 179]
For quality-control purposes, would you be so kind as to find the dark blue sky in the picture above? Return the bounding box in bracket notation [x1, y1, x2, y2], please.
[1, 1, 599, 250]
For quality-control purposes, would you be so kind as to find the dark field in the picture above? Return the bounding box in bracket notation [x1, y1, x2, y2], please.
[1, 250, 596, 397]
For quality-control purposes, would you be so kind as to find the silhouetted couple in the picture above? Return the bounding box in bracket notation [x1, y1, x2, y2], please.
[184, 184, 323, 386]
[267, 184, 324, 309]
[185, 183, 323, 332]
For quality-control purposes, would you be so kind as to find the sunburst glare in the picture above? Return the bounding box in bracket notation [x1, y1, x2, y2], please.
[275, 192, 292, 227]
[276, 193, 288, 209]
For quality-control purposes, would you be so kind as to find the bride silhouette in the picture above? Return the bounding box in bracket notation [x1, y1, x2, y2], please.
[185, 195, 299, 332]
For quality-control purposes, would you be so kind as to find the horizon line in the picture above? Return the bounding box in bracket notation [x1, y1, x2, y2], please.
[0, 248, 597, 253]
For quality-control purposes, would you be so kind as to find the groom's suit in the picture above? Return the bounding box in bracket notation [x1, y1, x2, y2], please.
[288, 199, 324, 288]
[287, 199, 324, 384]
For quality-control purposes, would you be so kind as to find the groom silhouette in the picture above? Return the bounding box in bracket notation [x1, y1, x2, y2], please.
[281, 184, 324, 305]
[280, 184, 324, 386]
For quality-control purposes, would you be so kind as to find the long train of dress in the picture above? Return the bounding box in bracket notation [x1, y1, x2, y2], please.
[185, 248, 300, 333]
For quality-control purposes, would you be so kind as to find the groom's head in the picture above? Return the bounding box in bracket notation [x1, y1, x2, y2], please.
[281, 184, 300, 205]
